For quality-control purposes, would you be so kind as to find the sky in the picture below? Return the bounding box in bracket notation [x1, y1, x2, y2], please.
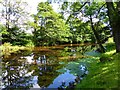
[0, 0, 100, 34]
[24, 0, 46, 14]
[21, 0, 61, 33]
[0, 0, 61, 34]
[23, 0, 99, 33]
[24, 0, 60, 14]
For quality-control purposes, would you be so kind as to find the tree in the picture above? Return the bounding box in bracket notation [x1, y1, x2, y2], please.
[60, 2, 93, 44]
[60, 1, 110, 52]
[31, 2, 71, 46]
[2, 55, 33, 89]
[0, 0, 29, 45]
[0, 23, 7, 45]
[106, 1, 120, 53]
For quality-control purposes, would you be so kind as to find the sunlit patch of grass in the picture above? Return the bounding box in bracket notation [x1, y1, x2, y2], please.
[0, 43, 33, 56]
[76, 52, 119, 88]
[76, 41, 119, 88]
[100, 49, 116, 62]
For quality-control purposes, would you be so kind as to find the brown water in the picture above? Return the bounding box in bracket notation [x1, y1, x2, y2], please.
[1, 44, 93, 89]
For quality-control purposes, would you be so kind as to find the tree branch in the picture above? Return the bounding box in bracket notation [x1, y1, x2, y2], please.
[66, 0, 89, 23]
[96, 3, 106, 18]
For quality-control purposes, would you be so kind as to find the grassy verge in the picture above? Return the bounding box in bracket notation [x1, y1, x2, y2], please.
[0, 43, 33, 56]
[76, 40, 120, 88]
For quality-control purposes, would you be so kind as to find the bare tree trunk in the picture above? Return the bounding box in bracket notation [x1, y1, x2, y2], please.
[106, 1, 120, 53]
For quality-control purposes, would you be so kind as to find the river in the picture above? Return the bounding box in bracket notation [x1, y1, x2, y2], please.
[1, 44, 94, 89]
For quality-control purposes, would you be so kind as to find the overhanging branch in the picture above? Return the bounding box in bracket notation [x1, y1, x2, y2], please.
[66, 0, 89, 23]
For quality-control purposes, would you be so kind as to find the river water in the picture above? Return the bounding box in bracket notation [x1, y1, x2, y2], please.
[1, 44, 93, 89]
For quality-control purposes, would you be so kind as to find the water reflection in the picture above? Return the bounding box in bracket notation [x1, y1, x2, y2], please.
[2, 44, 93, 89]
[2, 58, 33, 89]
[48, 69, 76, 88]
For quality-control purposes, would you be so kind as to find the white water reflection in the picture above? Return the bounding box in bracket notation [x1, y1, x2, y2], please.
[24, 55, 34, 64]
[30, 76, 40, 89]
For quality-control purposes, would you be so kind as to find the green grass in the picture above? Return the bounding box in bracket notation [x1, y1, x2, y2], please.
[0, 43, 33, 56]
[76, 42, 120, 88]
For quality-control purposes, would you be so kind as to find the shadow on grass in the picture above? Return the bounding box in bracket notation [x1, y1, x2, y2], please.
[76, 53, 120, 88]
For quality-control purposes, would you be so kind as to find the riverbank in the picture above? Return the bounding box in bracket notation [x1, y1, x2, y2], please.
[1, 39, 119, 88]
[76, 42, 120, 88]
[0, 43, 33, 56]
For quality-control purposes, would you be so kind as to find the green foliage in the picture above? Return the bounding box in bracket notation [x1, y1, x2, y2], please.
[31, 2, 71, 46]
[61, 2, 108, 44]
[0, 0, 114, 49]
[1, 42, 23, 56]
[76, 43, 119, 88]
[0, 22, 33, 46]
[85, 2, 105, 16]
[105, 43, 115, 52]
[0, 24, 7, 34]
[0, 0, 30, 46]
[67, 16, 93, 43]
[76, 54, 119, 88]
[0, 42, 33, 56]
[0, 1, 119, 89]
[25, 40, 34, 47]
[61, 2, 69, 10]
[70, 2, 82, 12]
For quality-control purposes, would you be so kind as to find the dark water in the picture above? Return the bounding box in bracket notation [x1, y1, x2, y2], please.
[1, 44, 93, 89]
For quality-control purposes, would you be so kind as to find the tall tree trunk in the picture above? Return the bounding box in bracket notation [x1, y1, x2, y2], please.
[106, 1, 120, 53]
[90, 15, 105, 53]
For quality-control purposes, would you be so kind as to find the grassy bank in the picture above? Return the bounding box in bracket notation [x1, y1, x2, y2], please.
[0, 43, 33, 56]
[76, 41, 120, 88]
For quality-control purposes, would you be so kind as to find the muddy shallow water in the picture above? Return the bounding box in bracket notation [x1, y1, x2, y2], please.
[1, 44, 93, 89]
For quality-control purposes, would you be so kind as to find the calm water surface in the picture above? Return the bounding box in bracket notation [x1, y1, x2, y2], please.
[1, 44, 92, 89]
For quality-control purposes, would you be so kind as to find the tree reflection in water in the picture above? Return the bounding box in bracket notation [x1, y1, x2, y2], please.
[2, 56, 33, 89]
[2, 44, 93, 89]
[30, 52, 62, 88]
[2, 50, 63, 89]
